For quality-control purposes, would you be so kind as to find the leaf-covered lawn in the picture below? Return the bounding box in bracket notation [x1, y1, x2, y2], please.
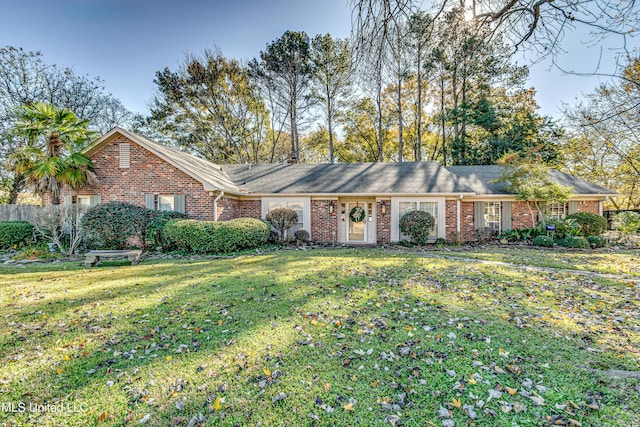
[0, 249, 638, 426]
[429, 247, 640, 277]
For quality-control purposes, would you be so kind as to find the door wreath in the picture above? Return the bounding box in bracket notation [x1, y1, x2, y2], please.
[349, 206, 366, 223]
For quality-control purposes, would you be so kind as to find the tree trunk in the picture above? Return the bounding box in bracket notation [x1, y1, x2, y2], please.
[416, 53, 422, 161]
[440, 76, 447, 166]
[376, 78, 384, 162]
[397, 75, 403, 162]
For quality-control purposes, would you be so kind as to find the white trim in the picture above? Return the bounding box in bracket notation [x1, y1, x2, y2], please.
[390, 197, 446, 241]
[456, 198, 461, 233]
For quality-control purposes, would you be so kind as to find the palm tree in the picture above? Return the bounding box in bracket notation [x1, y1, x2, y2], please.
[11, 103, 96, 204]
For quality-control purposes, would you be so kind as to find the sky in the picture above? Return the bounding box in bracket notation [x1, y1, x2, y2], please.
[0, 0, 635, 118]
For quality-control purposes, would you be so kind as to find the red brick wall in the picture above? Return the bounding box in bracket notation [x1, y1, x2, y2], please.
[460, 202, 475, 242]
[376, 200, 391, 244]
[576, 200, 599, 214]
[445, 200, 458, 241]
[512, 201, 537, 229]
[69, 136, 216, 220]
[217, 197, 237, 221]
[238, 199, 262, 219]
[311, 200, 338, 243]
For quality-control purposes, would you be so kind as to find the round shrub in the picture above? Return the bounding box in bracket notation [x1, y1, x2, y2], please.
[565, 212, 607, 237]
[0, 221, 34, 249]
[81, 202, 147, 249]
[558, 236, 590, 249]
[532, 235, 553, 247]
[294, 229, 310, 242]
[587, 235, 607, 248]
[399, 210, 435, 246]
[164, 218, 270, 254]
[266, 208, 298, 241]
[435, 237, 446, 248]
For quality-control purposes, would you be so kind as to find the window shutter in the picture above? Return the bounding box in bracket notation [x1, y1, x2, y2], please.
[568, 201, 578, 214]
[174, 195, 186, 214]
[501, 201, 512, 231]
[119, 143, 130, 168]
[474, 202, 485, 230]
[89, 195, 101, 206]
[144, 194, 155, 210]
[63, 195, 73, 205]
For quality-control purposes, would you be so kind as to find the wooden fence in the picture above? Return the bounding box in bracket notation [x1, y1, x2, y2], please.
[0, 204, 42, 222]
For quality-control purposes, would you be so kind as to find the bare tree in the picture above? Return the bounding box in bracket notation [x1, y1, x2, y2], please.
[310, 34, 352, 163]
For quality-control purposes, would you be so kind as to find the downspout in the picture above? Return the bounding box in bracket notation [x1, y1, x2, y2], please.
[213, 191, 224, 222]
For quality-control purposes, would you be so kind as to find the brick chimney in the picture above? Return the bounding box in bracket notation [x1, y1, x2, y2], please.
[287, 154, 298, 164]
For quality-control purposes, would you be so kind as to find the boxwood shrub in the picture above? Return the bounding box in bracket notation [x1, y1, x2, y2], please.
[565, 212, 607, 237]
[399, 210, 435, 245]
[532, 235, 553, 247]
[0, 221, 34, 249]
[587, 235, 607, 248]
[164, 218, 270, 254]
[81, 202, 147, 249]
[558, 236, 590, 249]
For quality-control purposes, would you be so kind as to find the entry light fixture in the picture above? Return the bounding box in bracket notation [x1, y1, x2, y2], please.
[381, 201, 387, 214]
[329, 201, 335, 214]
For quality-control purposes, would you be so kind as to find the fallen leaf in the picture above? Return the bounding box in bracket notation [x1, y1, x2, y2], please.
[272, 392, 287, 403]
[212, 396, 222, 411]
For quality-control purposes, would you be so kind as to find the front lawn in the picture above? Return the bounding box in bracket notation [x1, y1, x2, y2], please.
[435, 246, 640, 277]
[0, 249, 638, 426]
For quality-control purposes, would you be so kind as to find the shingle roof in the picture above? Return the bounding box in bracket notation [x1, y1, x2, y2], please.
[445, 165, 616, 196]
[223, 162, 470, 195]
[86, 129, 617, 197]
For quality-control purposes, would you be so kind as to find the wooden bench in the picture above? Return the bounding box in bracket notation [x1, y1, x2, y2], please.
[85, 250, 142, 267]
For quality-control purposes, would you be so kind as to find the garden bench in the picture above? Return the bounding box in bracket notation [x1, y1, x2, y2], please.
[85, 250, 142, 267]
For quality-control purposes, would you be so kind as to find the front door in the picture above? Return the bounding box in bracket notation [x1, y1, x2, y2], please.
[347, 201, 367, 242]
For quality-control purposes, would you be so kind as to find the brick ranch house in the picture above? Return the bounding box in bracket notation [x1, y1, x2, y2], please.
[60, 127, 616, 244]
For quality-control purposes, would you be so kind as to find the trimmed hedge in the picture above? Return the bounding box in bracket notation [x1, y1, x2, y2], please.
[532, 235, 553, 247]
[0, 221, 34, 249]
[558, 236, 590, 249]
[146, 211, 187, 249]
[164, 218, 270, 254]
[565, 212, 607, 237]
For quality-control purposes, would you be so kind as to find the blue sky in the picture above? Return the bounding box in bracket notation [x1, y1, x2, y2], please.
[0, 0, 633, 118]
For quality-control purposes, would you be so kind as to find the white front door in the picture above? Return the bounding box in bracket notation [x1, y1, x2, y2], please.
[340, 201, 376, 244]
[347, 201, 366, 242]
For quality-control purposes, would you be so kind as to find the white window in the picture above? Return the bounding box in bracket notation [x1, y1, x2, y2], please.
[263, 198, 310, 233]
[158, 195, 175, 212]
[484, 202, 501, 232]
[398, 200, 439, 241]
[544, 202, 566, 221]
[77, 196, 92, 207]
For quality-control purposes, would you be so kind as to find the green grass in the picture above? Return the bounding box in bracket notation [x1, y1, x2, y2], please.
[428, 246, 640, 277]
[0, 249, 638, 426]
